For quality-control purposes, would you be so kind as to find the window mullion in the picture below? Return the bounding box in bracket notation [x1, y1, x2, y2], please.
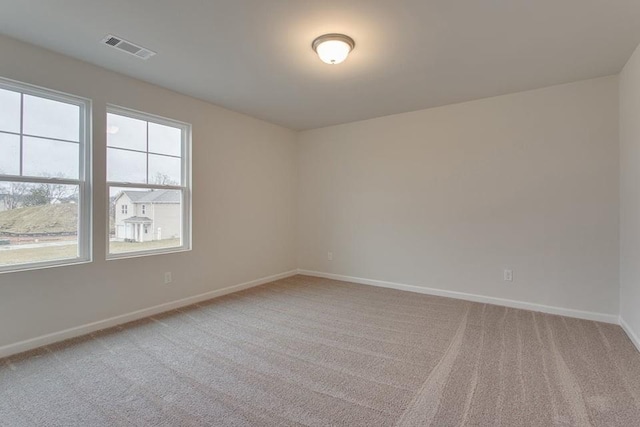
[19, 93, 24, 176]
[0, 175, 82, 186]
[106, 182, 184, 191]
[146, 121, 149, 184]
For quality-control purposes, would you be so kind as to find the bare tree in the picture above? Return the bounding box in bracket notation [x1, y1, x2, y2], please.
[3, 182, 29, 210]
[23, 182, 78, 206]
[152, 172, 179, 186]
[49, 182, 78, 203]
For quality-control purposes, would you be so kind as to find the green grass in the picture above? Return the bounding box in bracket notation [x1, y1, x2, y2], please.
[109, 238, 181, 254]
[0, 238, 182, 266]
[0, 203, 77, 234]
[0, 243, 78, 266]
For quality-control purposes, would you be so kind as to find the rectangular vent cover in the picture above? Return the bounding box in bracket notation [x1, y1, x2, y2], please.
[101, 35, 156, 60]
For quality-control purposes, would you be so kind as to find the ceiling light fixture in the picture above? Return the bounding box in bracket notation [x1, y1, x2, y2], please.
[312, 33, 355, 65]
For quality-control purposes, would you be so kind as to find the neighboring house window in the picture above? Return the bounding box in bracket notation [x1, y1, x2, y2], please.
[121, 204, 128, 214]
[0, 78, 91, 272]
[107, 106, 191, 257]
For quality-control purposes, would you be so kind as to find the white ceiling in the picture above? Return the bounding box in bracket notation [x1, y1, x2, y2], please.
[1, 1, 640, 130]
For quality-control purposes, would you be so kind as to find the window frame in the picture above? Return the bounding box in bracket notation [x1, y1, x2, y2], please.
[0, 77, 92, 274]
[105, 105, 191, 260]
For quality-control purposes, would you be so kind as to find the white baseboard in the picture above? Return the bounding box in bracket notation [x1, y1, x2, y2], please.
[619, 317, 640, 353]
[0, 270, 297, 359]
[298, 269, 619, 324]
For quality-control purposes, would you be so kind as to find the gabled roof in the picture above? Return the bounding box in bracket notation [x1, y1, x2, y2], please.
[119, 189, 180, 204]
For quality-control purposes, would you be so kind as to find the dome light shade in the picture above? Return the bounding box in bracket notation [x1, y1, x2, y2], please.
[312, 34, 355, 65]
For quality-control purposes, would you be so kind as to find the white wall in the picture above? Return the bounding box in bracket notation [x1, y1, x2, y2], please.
[298, 76, 620, 318]
[620, 42, 640, 346]
[0, 34, 627, 354]
[0, 35, 298, 349]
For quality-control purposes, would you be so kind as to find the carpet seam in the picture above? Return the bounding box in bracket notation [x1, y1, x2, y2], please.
[394, 303, 471, 426]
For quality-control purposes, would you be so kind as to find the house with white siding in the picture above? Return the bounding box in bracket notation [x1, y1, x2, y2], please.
[113, 190, 181, 242]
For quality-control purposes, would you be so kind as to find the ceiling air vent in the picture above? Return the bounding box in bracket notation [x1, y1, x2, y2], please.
[101, 35, 156, 60]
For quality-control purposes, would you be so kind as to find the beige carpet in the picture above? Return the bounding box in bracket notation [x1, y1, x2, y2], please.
[1, 275, 639, 426]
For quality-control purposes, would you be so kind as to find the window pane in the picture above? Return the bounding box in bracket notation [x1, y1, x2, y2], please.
[23, 94, 80, 142]
[148, 154, 181, 185]
[0, 181, 79, 267]
[0, 133, 20, 176]
[109, 186, 182, 254]
[107, 148, 147, 183]
[107, 113, 146, 151]
[0, 88, 21, 133]
[23, 137, 79, 179]
[149, 122, 181, 156]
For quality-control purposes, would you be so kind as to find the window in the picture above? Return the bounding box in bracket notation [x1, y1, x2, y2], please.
[0, 78, 91, 272]
[107, 106, 190, 257]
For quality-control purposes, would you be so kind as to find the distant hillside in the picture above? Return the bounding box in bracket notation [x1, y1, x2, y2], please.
[0, 203, 77, 234]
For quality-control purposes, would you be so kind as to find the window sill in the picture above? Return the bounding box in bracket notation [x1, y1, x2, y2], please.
[0, 257, 92, 275]
[106, 246, 192, 261]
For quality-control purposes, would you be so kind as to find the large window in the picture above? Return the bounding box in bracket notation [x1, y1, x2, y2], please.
[0, 78, 91, 272]
[107, 106, 191, 257]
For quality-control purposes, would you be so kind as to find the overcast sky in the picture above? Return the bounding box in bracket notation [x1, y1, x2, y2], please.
[1, 88, 183, 184]
[1, 87, 79, 179]
[107, 113, 182, 184]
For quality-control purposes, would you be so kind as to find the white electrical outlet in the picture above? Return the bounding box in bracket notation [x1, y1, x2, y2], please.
[164, 272, 172, 284]
[504, 269, 513, 282]
[327, 252, 333, 261]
